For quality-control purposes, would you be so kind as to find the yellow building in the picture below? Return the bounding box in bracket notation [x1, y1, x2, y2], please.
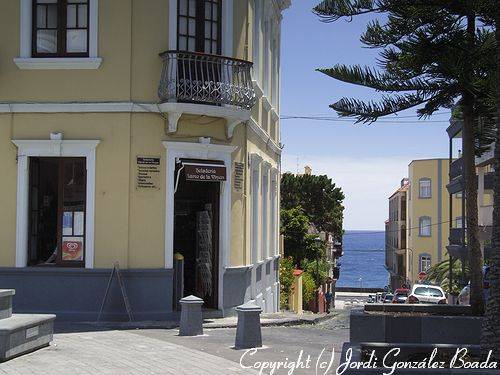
[406, 159, 462, 285]
[0, 0, 290, 320]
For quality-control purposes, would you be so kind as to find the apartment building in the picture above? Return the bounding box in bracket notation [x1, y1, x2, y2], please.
[446, 118, 494, 273]
[0, 0, 290, 320]
[385, 178, 408, 290]
[406, 159, 463, 284]
[386, 159, 463, 286]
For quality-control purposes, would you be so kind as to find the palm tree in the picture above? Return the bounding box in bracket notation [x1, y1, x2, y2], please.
[313, 0, 496, 315]
[426, 259, 469, 296]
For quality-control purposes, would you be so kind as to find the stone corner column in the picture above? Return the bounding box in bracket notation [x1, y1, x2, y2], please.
[235, 301, 262, 349]
[179, 295, 204, 336]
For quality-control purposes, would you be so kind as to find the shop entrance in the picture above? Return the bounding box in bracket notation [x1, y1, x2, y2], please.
[28, 157, 86, 267]
[173, 161, 221, 309]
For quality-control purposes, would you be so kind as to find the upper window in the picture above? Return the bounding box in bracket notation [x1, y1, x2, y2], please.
[177, 0, 221, 54]
[419, 216, 431, 237]
[32, 0, 89, 57]
[419, 178, 431, 198]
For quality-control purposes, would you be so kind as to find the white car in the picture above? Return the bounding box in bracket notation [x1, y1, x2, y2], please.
[406, 284, 447, 304]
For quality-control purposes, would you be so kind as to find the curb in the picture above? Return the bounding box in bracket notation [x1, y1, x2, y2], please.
[204, 312, 337, 329]
[55, 312, 338, 332]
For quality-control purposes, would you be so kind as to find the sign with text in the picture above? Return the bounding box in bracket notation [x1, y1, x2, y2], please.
[184, 164, 226, 182]
[233, 162, 245, 192]
[136, 156, 161, 189]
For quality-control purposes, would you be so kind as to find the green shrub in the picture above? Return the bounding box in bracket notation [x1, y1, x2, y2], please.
[302, 271, 316, 307]
[279, 256, 295, 310]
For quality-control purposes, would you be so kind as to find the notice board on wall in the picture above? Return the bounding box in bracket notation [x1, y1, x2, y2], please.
[233, 161, 245, 193]
[136, 156, 161, 190]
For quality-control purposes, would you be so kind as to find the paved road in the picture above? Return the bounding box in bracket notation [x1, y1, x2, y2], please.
[0, 312, 350, 375]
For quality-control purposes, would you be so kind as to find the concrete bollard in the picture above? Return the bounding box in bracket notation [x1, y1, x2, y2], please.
[179, 295, 204, 336]
[235, 301, 262, 349]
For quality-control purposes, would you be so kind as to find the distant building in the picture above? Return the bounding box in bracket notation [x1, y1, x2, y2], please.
[407, 159, 462, 285]
[385, 178, 409, 290]
[386, 159, 463, 287]
[446, 118, 494, 284]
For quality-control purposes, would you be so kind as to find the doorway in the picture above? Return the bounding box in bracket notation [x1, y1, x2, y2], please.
[28, 157, 86, 267]
[174, 166, 220, 309]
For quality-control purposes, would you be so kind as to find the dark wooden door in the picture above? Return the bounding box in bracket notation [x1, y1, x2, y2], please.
[174, 167, 220, 308]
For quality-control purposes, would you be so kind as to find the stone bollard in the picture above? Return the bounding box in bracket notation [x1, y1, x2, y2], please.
[179, 295, 204, 336]
[235, 301, 262, 349]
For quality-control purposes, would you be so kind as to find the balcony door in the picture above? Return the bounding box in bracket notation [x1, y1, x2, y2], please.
[177, 0, 221, 55]
[176, 0, 223, 104]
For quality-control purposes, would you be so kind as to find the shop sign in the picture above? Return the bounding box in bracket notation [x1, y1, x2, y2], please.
[136, 156, 161, 189]
[184, 164, 226, 182]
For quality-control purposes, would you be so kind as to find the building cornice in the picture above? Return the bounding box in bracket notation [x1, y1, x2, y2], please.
[0, 101, 280, 155]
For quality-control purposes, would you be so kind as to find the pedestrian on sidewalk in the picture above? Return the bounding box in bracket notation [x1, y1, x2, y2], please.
[325, 291, 332, 313]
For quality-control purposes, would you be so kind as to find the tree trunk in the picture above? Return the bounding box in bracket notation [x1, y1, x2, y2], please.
[462, 101, 485, 316]
[480, 0, 500, 360]
[462, 14, 484, 316]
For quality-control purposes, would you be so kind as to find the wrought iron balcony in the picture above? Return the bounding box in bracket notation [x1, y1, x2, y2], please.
[158, 50, 256, 110]
[450, 158, 463, 180]
[449, 227, 465, 246]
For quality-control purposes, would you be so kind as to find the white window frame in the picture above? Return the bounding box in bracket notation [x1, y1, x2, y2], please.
[250, 153, 263, 263]
[12, 139, 100, 269]
[252, 0, 262, 85]
[168, 0, 233, 56]
[261, 162, 270, 260]
[419, 178, 431, 198]
[419, 253, 432, 273]
[14, 0, 101, 70]
[270, 168, 279, 256]
[419, 216, 432, 237]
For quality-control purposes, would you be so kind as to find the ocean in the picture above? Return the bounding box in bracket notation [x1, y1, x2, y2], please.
[336, 230, 389, 288]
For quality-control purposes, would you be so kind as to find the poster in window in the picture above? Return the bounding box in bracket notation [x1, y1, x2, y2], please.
[62, 237, 84, 261]
[74, 211, 84, 236]
[62, 212, 73, 236]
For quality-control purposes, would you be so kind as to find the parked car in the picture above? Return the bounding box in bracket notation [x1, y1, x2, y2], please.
[383, 293, 394, 303]
[458, 284, 470, 305]
[392, 288, 410, 304]
[458, 265, 490, 305]
[406, 284, 447, 304]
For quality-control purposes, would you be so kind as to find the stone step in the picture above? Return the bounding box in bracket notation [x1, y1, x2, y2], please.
[0, 290, 15, 320]
[0, 313, 56, 362]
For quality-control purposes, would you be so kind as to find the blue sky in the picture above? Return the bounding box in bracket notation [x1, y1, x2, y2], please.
[279, 1, 451, 230]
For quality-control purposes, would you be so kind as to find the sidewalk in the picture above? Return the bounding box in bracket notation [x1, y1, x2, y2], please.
[0, 313, 347, 374]
[0, 330, 257, 375]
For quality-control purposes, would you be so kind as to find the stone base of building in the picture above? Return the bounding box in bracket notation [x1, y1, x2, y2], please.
[0, 268, 174, 322]
[0, 258, 280, 321]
